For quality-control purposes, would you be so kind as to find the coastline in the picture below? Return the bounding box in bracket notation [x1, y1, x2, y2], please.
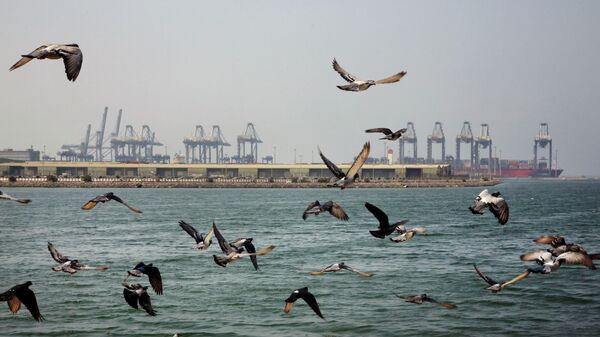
[0, 178, 501, 188]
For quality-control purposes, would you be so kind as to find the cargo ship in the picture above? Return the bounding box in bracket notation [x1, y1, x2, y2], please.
[454, 158, 563, 178]
[498, 159, 562, 177]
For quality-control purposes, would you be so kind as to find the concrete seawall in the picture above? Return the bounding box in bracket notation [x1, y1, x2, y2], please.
[0, 178, 501, 188]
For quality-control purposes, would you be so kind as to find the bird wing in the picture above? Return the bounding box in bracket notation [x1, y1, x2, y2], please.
[123, 288, 139, 309]
[300, 290, 324, 319]
[340, 264, 373, 277]
[323, 201, 349, 221]
[212, 223, 235, 255]
[395, 294, 416, 302]
[468, 199, 488, 214]
[145, 266, 163, 295]
[488, 198, 509, 225]
[365, 202, 389, 228]
[332, 58, 359, 83]
[365, 128, 393, 136]
[500, 270, 531, 289]
[75, 264, 108, 271]
[201, 226, 214, 250]
[345, 142, 370, 179]
[473, 264, 497, 286]
[239, 245, 275, 257]
[47, 242, 68, 263]
[394, 128, 408, 137]
[15, 287, 43, 321]
[411, 227, 427, 234]
[81, 199, 98, 210]
[336, 83, 362, 91]
[179, 220, 201, 244]
[520, 251, 551, 262]
[284, 290, 302, 313]
[243, 241, 259, 270]
[302, 201, 320, 220]
[321, 263, 338, 272]
[319, 148, 346, 179]
[0, 192, 31, 203]
[390, 231, 415, 243]
[374, 71, 407, 84]
[59, 46, 83, 81]
[107, 194, 142, 213]
[9, 46, 47, 71]
[557, 252, 595, 268]
[533, 235, 562, 245]
[422, 297, 456, 309]
[139, 291, 156, 316]
[7, 296, 22, 313]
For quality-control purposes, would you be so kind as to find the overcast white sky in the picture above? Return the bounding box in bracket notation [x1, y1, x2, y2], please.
[1, 1, 599, 175]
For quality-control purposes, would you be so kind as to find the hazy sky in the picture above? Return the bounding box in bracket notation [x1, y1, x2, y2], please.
[1, 1, 599, 175]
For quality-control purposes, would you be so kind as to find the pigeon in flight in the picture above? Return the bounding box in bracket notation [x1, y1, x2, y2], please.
[0, 190, 31, 204]
[179, 220, 214, 251]
[332, 58, 406, 92]
[284, 287, 324, 319]
[122, 282, 156, 316]
[365, 128, 407, 141]
[365, 202, 409, 239]
[0, 281, 44, 321]
[9, 44, 83, 81]
[211, 223, 275, 270]
[302, 200, 349, 221]
[473, 264, 531, 293]
[127, 262, 163, 295]
[319, 142, 370, 189]
[47, 242, 109, 274]
[81, 192, 142, 213]
[309, 262, 373, 277]
[395, 294, 456, 309]
[469, 189, 509, 225]
[389, 226, 426, 243]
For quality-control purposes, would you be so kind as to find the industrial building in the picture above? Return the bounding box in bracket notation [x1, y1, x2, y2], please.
[0, 161, 451, 179]
[0, 148, 40, 161]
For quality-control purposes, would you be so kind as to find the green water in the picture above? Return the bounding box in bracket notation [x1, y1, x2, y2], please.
[1, 179, 599, 336]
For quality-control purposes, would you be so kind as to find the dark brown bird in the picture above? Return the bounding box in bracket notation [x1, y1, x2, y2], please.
[0, 281, 43, 321]
[127, 262, 163, 295]
[395, 294, 456, 309]
[122, 282, 156, 316]
[365, 202, 409, 239]
[284, 287, 324, 319]
[81, 192, 142, 213]
[365, 128, 407, 141]
[302, 200, 349, 221]
[332, 58, 406, 92]
[9, 44, 83, 81]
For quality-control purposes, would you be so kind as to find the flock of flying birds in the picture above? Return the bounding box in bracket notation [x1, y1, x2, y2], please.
[2, 43, 599, 332]
[3, 160, 597, 323]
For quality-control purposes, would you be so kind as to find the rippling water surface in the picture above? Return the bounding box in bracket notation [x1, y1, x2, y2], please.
[1, 179, 599, 336]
